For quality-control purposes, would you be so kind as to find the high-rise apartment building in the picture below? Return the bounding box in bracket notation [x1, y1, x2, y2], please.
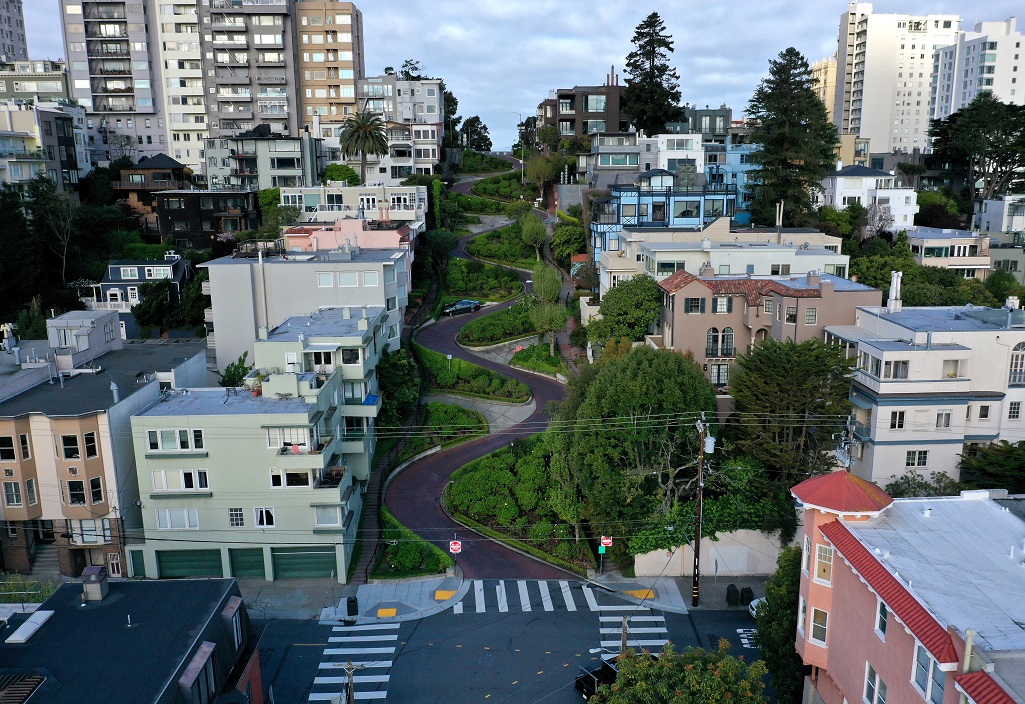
[60, 0, 168, 164]
[834, 2, 960, 153]
[198, 0, 300, 138]
[0, 0, 27, 61]
[296, 0, 364, 126]
[154, 0, 207, 174]
[931, 18, 1024, 121]
[811, 54, 837, 123]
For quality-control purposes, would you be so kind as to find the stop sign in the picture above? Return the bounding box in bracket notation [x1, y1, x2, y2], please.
[600, 535, 613, 547]
[449, 540, 462, 554]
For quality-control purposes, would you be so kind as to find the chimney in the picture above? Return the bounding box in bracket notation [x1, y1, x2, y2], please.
[81, 566, 109, 602]
[342, 307, 351, 319]
[13, 347, 21, 365]
[110, 381, 120, 404]
[807, 270, 821, 287]
[700, 262, 714, 278]
[886, 270, 903, 314]
[258, 325, 268, 340]
[701, 236, 712, 252]
[836, 161, 843, 171]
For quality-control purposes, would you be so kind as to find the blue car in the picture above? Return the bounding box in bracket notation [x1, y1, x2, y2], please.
[442, 299, 481, 316]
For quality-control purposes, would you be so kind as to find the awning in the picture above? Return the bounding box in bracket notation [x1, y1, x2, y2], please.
[304, 343, 341, 352]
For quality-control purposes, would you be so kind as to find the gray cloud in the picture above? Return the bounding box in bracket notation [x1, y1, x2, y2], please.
[27, 0, 1025, 149]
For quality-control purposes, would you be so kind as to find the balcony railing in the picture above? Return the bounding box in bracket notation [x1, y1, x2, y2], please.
[82, 298, 132, 311]
[314, 465, 347, 489]
[112, 178, 188, 190]
[853, 421, 871, 438]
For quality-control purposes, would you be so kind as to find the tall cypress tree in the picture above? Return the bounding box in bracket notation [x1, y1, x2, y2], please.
[623, 12, 682, 137]
[747, 47, 838, 227]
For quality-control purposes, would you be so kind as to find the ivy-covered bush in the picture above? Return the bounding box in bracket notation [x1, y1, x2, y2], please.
[446, 257, 522, 299]
[449, 193, 510, 214]
[398, 403, 488, 461]
[467, 223, 535, 266]
[471, 172, 537, 201]
[456, 303, 537, 346]
[413, 342, 530, 401]
[460, 150, 514, 173]
[376, 507, 454, 578]
[510, 344, 566, 376]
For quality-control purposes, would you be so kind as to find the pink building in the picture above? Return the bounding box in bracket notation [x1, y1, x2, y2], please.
[792, 471, 1025, 704]
[281, 219, 416, 275]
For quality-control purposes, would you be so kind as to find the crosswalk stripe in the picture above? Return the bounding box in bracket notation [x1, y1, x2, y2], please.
[538, 580, 554, 611]
[323, 647, 396, 656]
[599, 627, 667, 634]
[496, 581, 508, 612]
[354, 694, 388, 701]
[599, 615, 664, 622]
[328, 635, 398, 643]
[600, 639, 669, 648]
[475, 580, 485, 613]
[560, 581, 577, 611]
[332, 623, 400, 632]
[319, 661, 392, 670]
[517, 581, 531, 612]
[453, 600, 463, 614]
[314, 674, 391, 685]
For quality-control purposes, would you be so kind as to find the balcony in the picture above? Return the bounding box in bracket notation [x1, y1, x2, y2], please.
[84, 8, 127, 20]
[255, 57, 286, 67]
[342, 393, 382, 418]
[211, 20, 248, 31]
[112, 178, 188, 190]
[204, 307, 213, 323]
[206, 333, 216, 348]
[212, 38, 249, 49]
[82, 298, 132, 311]
[256, 74, 286, 84]
[1, 150, 45, 161]
[212, 0, 286, 7]
[216, 74, 251, 85]
[853, 421, 871, 439]
[314, 465, 347, 489]
[86, 29, 129, 39]
[201, 280, 212, 295]
[93, 102, 136, 112]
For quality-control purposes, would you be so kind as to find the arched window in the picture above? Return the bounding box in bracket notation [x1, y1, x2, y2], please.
[721, 328, 735, 357]
[706, 328, 719, 358]
[1011, 342, 1025, 384]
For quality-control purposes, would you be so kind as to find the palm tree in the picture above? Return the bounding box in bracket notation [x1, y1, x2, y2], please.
[339, 111, 388, 184]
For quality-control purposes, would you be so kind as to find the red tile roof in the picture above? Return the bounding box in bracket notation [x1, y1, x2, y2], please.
[820, 520, 959, 664]
[792, 471, 893, 514]
[658, 273, 825, 304]
[284, 226, 316, 236]
[658, 270, 701, 294]
[955, 671, 1016, 704]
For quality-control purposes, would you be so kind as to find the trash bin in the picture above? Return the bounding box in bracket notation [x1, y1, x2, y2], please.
[740, 587, 754, 606]
[726, 584, 740, 607]
[346, 596, 358, 618]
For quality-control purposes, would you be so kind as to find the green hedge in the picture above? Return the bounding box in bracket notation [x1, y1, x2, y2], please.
[449, 193, 510, 215]
[446, 258, 522, 299]
[397, 402, 488, 462]
[0, 573, 59, 604]
[413, 342, 530, 402]
[460, 150, 514, 173]
[456, 303, 537, 346]
[467, 224, 535, 268]
[372, 507, 454, 579]
[471, 172, 537, 201]
[510, 344, 566, 376]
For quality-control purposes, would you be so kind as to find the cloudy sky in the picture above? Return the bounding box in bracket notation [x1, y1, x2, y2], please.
[28, 0, 1024, 148]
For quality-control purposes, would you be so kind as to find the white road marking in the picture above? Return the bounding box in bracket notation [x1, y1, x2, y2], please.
[517, 581, 531, 612]
[314, 675, 391, 685]
[599, 615, 664, 623]
[497, 581, 508, 612]
[453, 600, 463, 614]
[323, 647, 396, 656]
[599, 627, 668, 634]
[600, 639, 669, 648]
[560, 581, 577, 611]
[328, 635, 398, 643]
[319, 661, 393, 670]
[332, 623, 400, 632]
[475, 580, 485, 613]
[538, 580, 554, 611]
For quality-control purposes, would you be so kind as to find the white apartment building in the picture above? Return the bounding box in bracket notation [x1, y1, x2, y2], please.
[932, 18, 1024, 120]
[974, 195, 1025, 235]
[280, 181, 427, 229]
[814, 164, 919, 228]
[154, 0, 207, 174]
[904, 225, 991, 279]
[0, 0, 27, 61]
[835, 2, 960, 153]
[826, 277, 1025, 486]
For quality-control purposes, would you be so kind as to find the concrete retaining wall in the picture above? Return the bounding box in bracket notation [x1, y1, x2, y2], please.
[634, 529, 784, 577]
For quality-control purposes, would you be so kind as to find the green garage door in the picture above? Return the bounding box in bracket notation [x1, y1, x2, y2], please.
[157, 549, 223, 578]
[230, 548, 266, 578]
[271, 546, 337, 579]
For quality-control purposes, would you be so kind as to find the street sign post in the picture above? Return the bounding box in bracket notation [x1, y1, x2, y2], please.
[449, 540, 462, 554]
[600, 536, 613, 547]
[598, 536, 612, 576]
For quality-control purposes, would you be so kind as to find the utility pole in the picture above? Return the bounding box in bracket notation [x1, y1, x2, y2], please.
[620, 615, 629, 655]
[341, 660, 365, 704]
[511, 111, 525, 185]
[692, 415, 716, 608]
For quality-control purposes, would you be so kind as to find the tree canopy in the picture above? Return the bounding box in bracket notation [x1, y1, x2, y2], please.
[219, 352, 253, 388]
[460, 116, 492, 152]
[339, 111, 389, 184]
[730, 338, 853, 484]
[323, 163, 362, 186]
[519, 212, 547, 261]
[753, 546, 803, 704]
[747, 48, 838, 227]
[959, 440, 1025, 493]
[588, 275, 662, 343]
[622, 12, 682, 136]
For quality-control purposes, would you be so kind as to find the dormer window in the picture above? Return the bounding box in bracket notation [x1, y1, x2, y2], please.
[120, 267, 138, 279]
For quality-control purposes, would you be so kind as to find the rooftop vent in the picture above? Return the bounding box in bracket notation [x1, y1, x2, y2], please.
[81, 566, 109, 602]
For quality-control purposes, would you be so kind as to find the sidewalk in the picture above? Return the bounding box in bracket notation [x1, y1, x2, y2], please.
[319, 570, 468, 624]
[421, 392, 535, 434]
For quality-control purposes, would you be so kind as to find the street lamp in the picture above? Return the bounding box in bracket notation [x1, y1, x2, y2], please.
[511, 111, 525, 185]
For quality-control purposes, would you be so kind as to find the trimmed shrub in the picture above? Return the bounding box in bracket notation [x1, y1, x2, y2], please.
[413, 343, 530, 401]
[457, 303, 536, 345]
[446, 257, 522, 299]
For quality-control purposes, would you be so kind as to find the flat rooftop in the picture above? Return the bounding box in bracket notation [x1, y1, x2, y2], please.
[638, 241, 842, 254]
[202, 248, 404, 266]
[138, 387, 313, 417]
[858, 305, 1025, 333]
[0, 579, 238, 704]
[905, 225, 981, 239]
[708, 273, 875, 293]
[0, 340, 206, 418]
[267, 306, 386, 342]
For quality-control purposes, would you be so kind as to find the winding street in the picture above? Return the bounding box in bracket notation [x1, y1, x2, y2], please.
[386, 182, 576, 579]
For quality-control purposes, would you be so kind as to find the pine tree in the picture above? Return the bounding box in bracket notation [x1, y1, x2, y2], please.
[623, 12, 682, 136]
[747, 47, 838, 227]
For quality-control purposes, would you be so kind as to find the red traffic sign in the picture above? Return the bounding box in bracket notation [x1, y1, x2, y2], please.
[449, 540, 462, 554]
[600, 535, 613, 547]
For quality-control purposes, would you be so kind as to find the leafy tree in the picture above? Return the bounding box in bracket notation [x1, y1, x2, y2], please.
[0, 184, 44, 319]
[397, 58, 426, 80]
[460, 116, 492, 152]
[754, 546, 803, 704]
[984, 268, 1024, 303]
[180, 271, 211, 330]
[15, 296, 47, 340]
[587, 274, 662, 343]
[525, 154, 557, 192]
[219, 351, 253, 388]
[520, 212, 547, 262]
[531, 262, 562, 304]
[884, 469, 965, 498]
[590, 641, 768, 704]
[530, 302, 568, 358]
[866, 203, 894, 236]
[27, 176, 78, 286]
[536, 125, 560, 152]
[959, 440, 1025, 493]
[442, 90, 462, 149]
[421, 229, 459, 274]
[376, 347, 421, 428]
[731, 339, 854, 484]
[896, 161, 926, 189]
[845, 201, 867, 238]
[929, 91, 1025, 202]
[622, 12, 682, 137]
[339, 111, 389, 184]
[747, 48, 838, 227]
[516, 115, 538, 152]
[551, 224, 586, 264]
[816, 205, 852, 238]
[323, 163, 362, 185]
[131, 280, 180, 332]
[575, 261, 599, 291]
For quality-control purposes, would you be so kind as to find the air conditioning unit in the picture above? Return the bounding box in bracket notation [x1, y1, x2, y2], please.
[68, 467, 80, 476]
[286, 363, 295, 373]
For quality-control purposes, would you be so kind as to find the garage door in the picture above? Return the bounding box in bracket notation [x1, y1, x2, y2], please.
[230, 548, 266, 578]
[157, 549, 223, 578]
[271, 546, 337, 579]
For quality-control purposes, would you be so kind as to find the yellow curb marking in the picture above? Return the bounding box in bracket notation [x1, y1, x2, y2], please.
[435, 590, 457, 600]
[624, 589, 656, 599]
[376, 607, 397, 617]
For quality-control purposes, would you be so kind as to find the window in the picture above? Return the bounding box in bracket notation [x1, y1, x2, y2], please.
[785, 306, 797, 324]
[0, 437, 13, 461]
[809, 608, 828, 645]
[182, 469, 209, 491]
[875, 600, 888, 640]
[338, 271, 358, 287]
[706, 328, 720, 357]
[90, 476, 104, 503]
[979, 405, 990, 420]
[815, 544, 833, 584]
[890, 411, 905, 429]
[26, 479, 36, 506]
[1010, 402, 1021, 420]
[865, 664, 887, 704]
[771, 264, 791, 275]
[156, 508, 199, 530]
[271, 469, 310, 487]
[67, 480, 86, 505]
[120, 266, 138, 279]
[713, 297, 731, 313]
[709, 363, 729, 386]
[3, 481, 22, 507]
[362, 271, 379, 286]
[683, 297, 705, 314]
[797, 595, 807, 633]
[317, 272, 333, 288]
[942, 359, 963, 378]
[803, 535, 812, 573]
[19, 434, 30, 460]
[341, 348, 360, 365]
[906, 450, 928, 467]
[936, 411, 951, 429]
[805, 308, 818, 325]
[147, 428, 202, 451]
[193, 430, 205, 450]
[84, 432, 98, 459]
[884, 360, 909, 379]
[228, 507, 244, 527]
[255, 507, 275, 527]
[764, 300, 773, 315]
[1009, 342, 1025, 383]
[315, 505, 341, 526]
[914, 644, 944, 704]
[62, 435, 80, 459]
[721, 328, 735, 356]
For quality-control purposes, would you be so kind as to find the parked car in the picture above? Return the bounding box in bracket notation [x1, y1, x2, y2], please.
[442, 299, 481, 316]
[574, 659, 618, 700]
[748, 596, 766, 619]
